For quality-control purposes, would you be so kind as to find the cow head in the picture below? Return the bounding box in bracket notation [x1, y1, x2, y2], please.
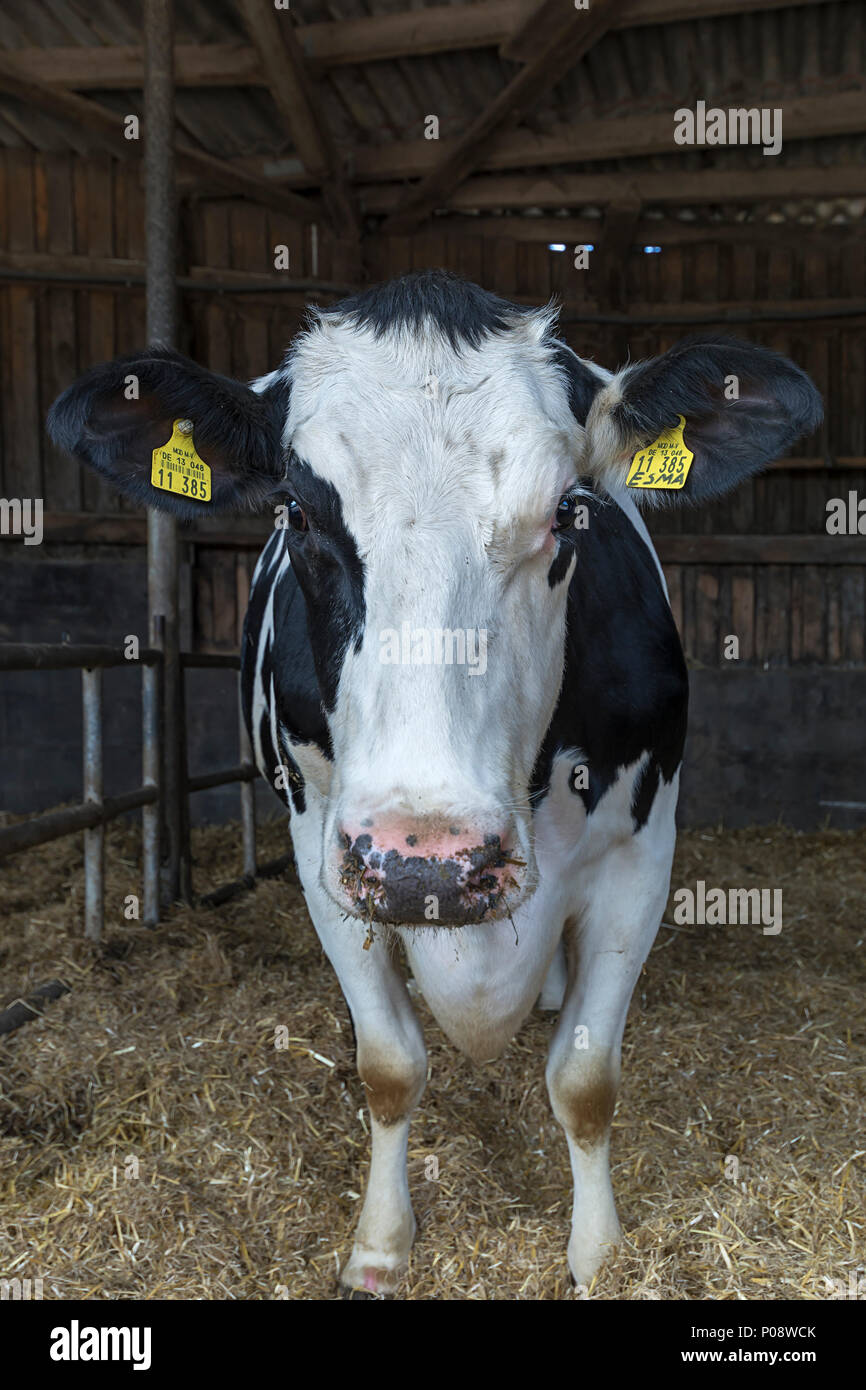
[48, 271, 821, 927]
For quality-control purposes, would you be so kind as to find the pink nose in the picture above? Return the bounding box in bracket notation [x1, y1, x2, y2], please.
[335, 814, 523, 926]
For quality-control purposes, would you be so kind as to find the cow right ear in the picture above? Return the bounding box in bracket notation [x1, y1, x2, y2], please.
[47, 347, 290, 519]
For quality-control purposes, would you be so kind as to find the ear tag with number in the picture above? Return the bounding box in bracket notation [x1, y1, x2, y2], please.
[151, 419, 212, 502]
[626, 414, 693, 490]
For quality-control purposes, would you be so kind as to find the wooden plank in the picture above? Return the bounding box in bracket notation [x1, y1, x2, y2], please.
[83, 155, 117, 513]
[695, 569, 720, 667]
[3, 149, 40, 503]
[755, 566, 790, 665]
[4, 287, 39, 502]
[730, 568, 755, 662]
[380, 0, 625, 235]
[801, 563, 825, 662]
[840, 569, 865, 663]
[41, 153, 81, 511]
[366, 164, 866, 216]
[237, 86, 866, 189]
[7, 2, 837, 81]
[235, 0, 358, 236]
[0, 52, 321, 224]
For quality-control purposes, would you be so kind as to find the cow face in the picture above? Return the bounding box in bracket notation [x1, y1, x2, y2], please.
[48, 272, 821, 927]
[274, 296, 591, 925]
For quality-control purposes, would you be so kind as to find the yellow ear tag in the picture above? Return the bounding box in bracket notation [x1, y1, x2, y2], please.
[150, 418, 212, 502]
[626, 414, 693, 490]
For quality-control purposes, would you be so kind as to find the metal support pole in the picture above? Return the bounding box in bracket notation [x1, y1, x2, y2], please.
[82, 668, 104, 942]
[238, 679, 257, 881]
[145, 0, 185, 907]
[142, 656, 161, 927]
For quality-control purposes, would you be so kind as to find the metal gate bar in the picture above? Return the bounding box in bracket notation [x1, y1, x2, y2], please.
[0, 641, 289, 939]
[0, 643, 163, 941]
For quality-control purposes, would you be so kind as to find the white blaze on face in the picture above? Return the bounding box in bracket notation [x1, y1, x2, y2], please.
[284, 308, 585, 862]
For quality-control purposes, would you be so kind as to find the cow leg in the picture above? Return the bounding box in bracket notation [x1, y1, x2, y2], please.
[290, 808, 426, 1295]
[336, 946, 427, 1296]
[545, 804, 675, 1286]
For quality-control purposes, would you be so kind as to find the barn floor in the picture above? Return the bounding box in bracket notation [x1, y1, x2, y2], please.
[0, 817, 863, 1301]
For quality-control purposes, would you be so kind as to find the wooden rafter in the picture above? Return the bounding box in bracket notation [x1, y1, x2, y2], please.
[0, 52, 321, 223]
[234, 0, 358, 236]
[344, 91, 866, 186]
[379, 0, 635, 234]
[5, 0, 837, 83]
[365, 164, 866, 216]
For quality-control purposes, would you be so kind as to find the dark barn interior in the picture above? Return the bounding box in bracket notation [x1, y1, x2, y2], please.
[0, 0, 864, 1310]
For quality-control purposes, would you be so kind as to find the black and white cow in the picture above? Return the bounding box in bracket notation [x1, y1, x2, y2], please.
[49, 271, 821, 1295]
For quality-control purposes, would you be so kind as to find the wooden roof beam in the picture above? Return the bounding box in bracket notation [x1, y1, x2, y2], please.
[380, 0, 629, 235]
[4, 0, 837, 82]
[365, 164, 866, 215]
[0, 52, 321, 223]
[235, 0, 359, 236]
[345, 91, 866, 185]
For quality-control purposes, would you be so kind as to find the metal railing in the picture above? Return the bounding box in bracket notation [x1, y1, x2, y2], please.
[0, 642, 161, 938]
[0, 642, 292, 939]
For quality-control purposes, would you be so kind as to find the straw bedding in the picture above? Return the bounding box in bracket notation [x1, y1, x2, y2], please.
[0, 816, 863, 1300]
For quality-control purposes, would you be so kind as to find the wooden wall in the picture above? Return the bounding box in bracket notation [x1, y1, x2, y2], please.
[1, 149, 864, 678]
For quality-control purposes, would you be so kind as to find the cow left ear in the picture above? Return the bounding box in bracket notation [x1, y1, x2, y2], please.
[47, 347, 289, 519]
[582, 336, 823, 505]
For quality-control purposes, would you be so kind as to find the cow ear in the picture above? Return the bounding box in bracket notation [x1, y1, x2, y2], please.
[47, 347, 289, 518]
[582, 336, 823, 505]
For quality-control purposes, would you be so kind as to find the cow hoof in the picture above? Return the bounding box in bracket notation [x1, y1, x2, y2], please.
[340, 1255, 407, 1297]
[567, 1222, 622, 1288]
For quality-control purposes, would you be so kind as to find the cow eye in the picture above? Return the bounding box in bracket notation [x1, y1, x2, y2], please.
[287, 497, 308, 533]
[553, 494, 578, 531]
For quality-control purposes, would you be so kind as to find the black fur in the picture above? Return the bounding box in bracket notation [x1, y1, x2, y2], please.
[549, 343, 603, 427]
[47, 347, 290, 519]
[531, 485, 689, 828]
[241, 530, 328, 815]
[278, 457, 366, 714]
[331, 269, 530, 350]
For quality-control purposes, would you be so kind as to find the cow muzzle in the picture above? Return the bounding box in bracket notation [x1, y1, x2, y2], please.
[328, 812, 530, 926]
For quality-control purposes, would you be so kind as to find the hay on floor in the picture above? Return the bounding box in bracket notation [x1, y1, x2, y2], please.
[0, 815, 863, 1300]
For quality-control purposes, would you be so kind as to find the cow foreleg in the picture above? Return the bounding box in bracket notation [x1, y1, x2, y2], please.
[341, 980, 427, 1296]
[311, 917, 426, 1295]
[546, 818, 674, 1287]
[290, 803, 427, 1296]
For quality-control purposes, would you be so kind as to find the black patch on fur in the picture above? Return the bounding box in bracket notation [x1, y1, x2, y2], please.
[240, 457, 366, 810]
[549, 343, 603, 426]
[241, 533, 323, 814]
[47, 347, 290, 520]
[614, 335, 823, 505]
[630, 757, 661, 831]
[328, 269, 530, 350]
[530, 485, 688, 825]
[282, 457, 366, 713]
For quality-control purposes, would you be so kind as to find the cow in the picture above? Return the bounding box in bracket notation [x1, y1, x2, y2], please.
[48, 270, 822, 1296]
